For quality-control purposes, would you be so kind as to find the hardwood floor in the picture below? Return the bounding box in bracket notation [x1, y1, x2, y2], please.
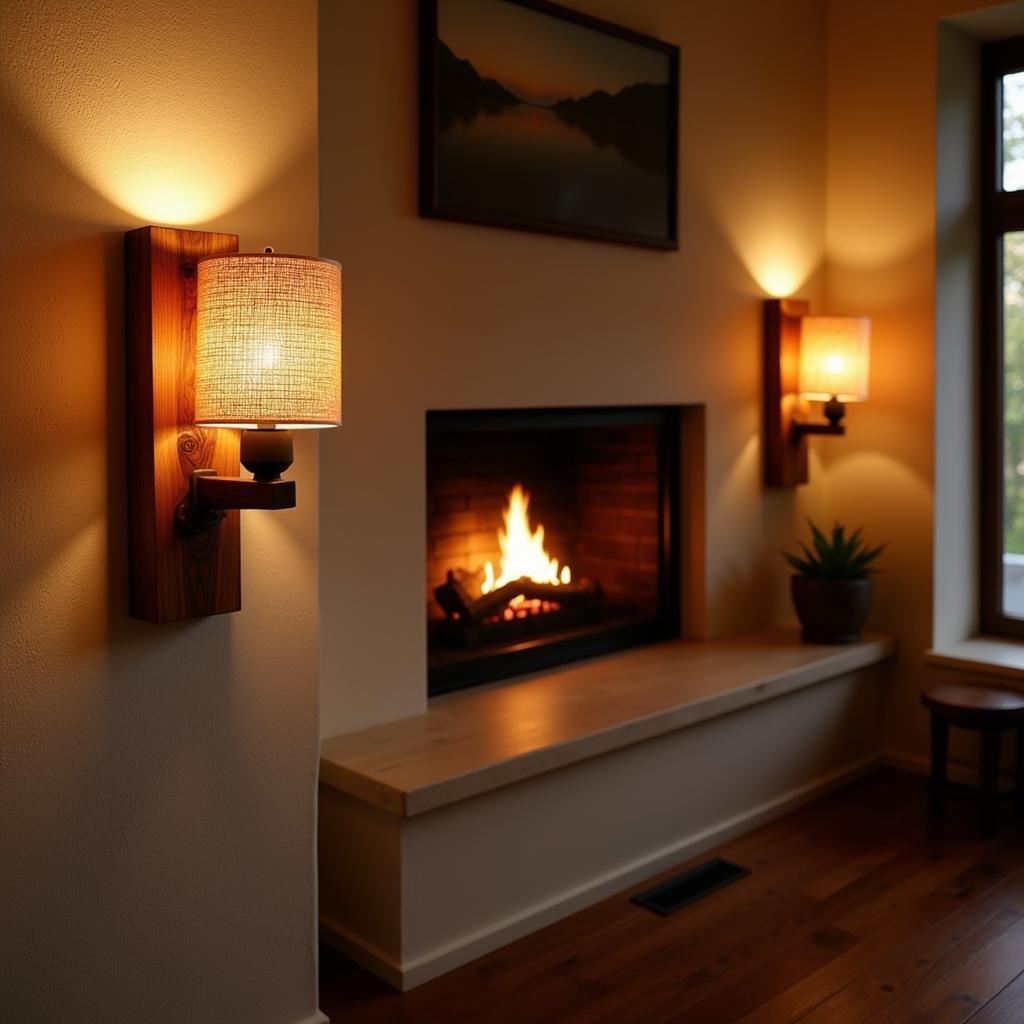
[319, 769, 1024, 1023]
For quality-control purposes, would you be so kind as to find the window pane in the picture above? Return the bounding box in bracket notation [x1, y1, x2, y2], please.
[1004, 232, 1024, 615]
[1004, 71, 1024, 190]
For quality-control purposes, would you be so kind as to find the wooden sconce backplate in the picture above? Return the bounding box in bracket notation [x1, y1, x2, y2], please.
[763, 297, 810, 487]
[125, 226, 241, 623]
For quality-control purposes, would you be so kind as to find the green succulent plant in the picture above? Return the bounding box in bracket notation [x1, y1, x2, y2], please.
[783, 520, 885, 580]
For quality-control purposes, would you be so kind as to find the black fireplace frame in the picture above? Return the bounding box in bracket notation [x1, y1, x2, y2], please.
[427, 405, 682, 696]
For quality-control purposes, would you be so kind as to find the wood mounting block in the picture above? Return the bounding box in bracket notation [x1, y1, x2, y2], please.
[763, 297, 810, 487]
[125, 225, 241, 623]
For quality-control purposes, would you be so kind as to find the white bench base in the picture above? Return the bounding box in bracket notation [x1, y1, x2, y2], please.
[318, 631, 893, 989]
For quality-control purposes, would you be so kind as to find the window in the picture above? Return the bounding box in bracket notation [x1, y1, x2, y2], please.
[982, 38, 1024, 636]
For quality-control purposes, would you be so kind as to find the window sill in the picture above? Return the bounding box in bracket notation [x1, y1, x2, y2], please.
[926, 636, 1024, 683]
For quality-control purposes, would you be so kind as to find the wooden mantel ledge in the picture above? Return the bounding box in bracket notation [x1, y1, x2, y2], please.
[319, 628, 895, 817]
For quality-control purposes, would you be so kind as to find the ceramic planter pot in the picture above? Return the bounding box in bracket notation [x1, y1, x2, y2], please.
[791, 576, 872, 643]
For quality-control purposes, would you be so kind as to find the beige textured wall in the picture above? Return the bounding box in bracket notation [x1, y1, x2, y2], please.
[0, 2, 322, 1022]
[318, 0, 831, 736]
[824, 0, 1014, 770]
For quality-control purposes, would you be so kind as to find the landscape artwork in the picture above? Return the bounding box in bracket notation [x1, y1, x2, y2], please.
[420, 0, 679, 248]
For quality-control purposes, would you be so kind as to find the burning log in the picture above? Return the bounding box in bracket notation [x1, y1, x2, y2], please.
[434, 570, 604, 624]
[433, 569, 481, 619]
[434, 484, 606, 627]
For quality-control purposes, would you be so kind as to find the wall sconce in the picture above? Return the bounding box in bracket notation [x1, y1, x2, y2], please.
[125, 226, 341, 623]
[763, 298, 870, 487]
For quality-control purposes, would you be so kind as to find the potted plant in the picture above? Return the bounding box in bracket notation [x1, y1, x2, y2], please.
[782, 521, 884, 643]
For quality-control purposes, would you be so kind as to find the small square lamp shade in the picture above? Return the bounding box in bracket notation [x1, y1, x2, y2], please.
[195, 252, 341, 429]
[798, 316, 870, 402]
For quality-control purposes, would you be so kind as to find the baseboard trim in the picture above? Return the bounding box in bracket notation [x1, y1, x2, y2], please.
[885, 749, 968, 782]
[319, 917, 404, 990]
[883, 749, 1015, 789]
[328, 752, 883, 990]
[293, 1013, 329, 1024]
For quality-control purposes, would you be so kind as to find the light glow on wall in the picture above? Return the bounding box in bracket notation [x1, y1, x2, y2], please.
[735, 233, 819, 299]
[701, 170, 821, 298]
[754, 258, 808, 299]
[102, 169, 239, 227]
[0, 2, 313, 224]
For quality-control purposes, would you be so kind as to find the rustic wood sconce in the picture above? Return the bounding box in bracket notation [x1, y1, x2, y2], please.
[125, 226, 341, 623]
[763, 298, 870, 487]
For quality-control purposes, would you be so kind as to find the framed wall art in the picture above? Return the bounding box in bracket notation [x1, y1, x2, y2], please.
[419, 0, 679, 249]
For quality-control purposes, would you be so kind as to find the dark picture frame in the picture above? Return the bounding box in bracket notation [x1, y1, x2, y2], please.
[419, 0, 679, 249]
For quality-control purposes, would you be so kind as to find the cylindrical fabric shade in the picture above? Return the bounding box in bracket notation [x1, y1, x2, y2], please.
[195, 252, 341, 428]
[798, 316, 870, 402]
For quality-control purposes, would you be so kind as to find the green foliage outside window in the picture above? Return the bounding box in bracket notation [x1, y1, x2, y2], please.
[1003, 73, 1024, 555]
[1004, 233, 1024, 554]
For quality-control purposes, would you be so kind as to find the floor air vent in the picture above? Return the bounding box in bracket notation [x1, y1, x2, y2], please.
[631, 858, 749, 916]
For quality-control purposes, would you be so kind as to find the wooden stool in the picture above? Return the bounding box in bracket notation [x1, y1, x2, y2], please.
[921, 683, 1024, 836]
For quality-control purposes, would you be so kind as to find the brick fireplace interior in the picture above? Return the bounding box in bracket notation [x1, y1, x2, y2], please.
[427, 406, 681, 694]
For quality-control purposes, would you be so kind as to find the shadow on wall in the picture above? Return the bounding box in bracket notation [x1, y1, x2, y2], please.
[1, 62, 323, 1018]
[0, 91, 310, 652]
[713, 433, 777, 628]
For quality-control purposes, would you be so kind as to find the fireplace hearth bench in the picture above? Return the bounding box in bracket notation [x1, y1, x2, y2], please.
[318, 627, 894, 990]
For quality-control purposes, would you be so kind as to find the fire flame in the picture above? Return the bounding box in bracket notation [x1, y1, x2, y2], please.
[481, 484, 571, 594]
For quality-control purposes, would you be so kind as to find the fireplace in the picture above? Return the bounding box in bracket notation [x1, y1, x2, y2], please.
[427, 406, 681, 695]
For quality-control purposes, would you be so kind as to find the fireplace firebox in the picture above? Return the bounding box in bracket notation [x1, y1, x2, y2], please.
[427, 406, 681, 695]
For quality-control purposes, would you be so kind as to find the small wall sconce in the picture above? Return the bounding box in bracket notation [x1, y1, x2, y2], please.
[763, 298, 870, 487]
[125, 226, 342, 623]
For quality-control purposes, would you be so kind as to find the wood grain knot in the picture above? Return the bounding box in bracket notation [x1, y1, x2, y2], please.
[177, 431, 205, 468]
[178, 432, 198, 454]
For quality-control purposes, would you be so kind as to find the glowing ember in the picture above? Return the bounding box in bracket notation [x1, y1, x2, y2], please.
[481, 484, 571, 596]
